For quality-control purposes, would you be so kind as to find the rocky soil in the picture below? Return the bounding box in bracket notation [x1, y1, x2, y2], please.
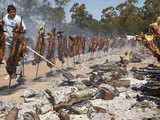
[0, 47, 160, 120]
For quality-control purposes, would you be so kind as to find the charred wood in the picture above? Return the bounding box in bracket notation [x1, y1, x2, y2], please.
[6, 108, 19, 120]
[23, 112, 40, 120]
[44, 89, 56, 105]
[58, 111, 70, 120]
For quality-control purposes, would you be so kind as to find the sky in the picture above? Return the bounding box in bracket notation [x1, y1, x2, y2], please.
[49, 0, 145, 22]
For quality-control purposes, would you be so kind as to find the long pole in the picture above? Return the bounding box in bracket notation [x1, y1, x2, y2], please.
[6, 42, 55, 66]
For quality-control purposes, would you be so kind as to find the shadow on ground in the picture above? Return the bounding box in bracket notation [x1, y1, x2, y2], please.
[0, 84, 26, 95]
[58, 81, 75, 87]
[55, 67, 76, 73]
[32, 76, 44, 82]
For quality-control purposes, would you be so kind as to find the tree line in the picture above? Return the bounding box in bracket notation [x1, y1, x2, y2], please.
[3, 0, 160, 37]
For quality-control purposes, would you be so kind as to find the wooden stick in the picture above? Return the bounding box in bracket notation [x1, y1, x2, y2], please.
[8, 76, 11, 89]
[22, 59, 25, 76]
[6, 108, 19, 120]
[35, 62, 40, 79]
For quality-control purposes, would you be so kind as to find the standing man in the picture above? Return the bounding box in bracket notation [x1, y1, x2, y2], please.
[3, 4, 26, 82]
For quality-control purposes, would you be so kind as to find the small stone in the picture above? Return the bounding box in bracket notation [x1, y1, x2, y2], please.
[39, 111, 60, 120]
[114, 79, 130, 87]
[133, 73, 144, 80]
[91, 113, 113, 120]
[70, 114, 89, 120]
[39, 104, 53, 115]
[21, 90, 36, 98]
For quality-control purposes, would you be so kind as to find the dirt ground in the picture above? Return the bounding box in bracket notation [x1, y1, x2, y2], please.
[0, 48, 158, 103]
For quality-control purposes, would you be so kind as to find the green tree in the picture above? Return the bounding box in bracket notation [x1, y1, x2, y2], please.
[48, 7, 66, 27]
[114, 0, 143, 34]
[100, 6, 117, 34]
[140, 0, 160, 29]
[54, 0, 70, 8]
[70, 3, 90, 28]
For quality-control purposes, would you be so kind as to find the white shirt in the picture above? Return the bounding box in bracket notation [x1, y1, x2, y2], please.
[3, 14, 26, 38]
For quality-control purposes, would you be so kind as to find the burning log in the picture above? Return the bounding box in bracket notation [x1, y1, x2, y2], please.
[67, 89, 96, 105]
[6, 108, 19, 120]
[46, 28, 56, 67]
[32, 27, 45, 65]
[6, 24, 26, 79]
[0, 17, 5, 64]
